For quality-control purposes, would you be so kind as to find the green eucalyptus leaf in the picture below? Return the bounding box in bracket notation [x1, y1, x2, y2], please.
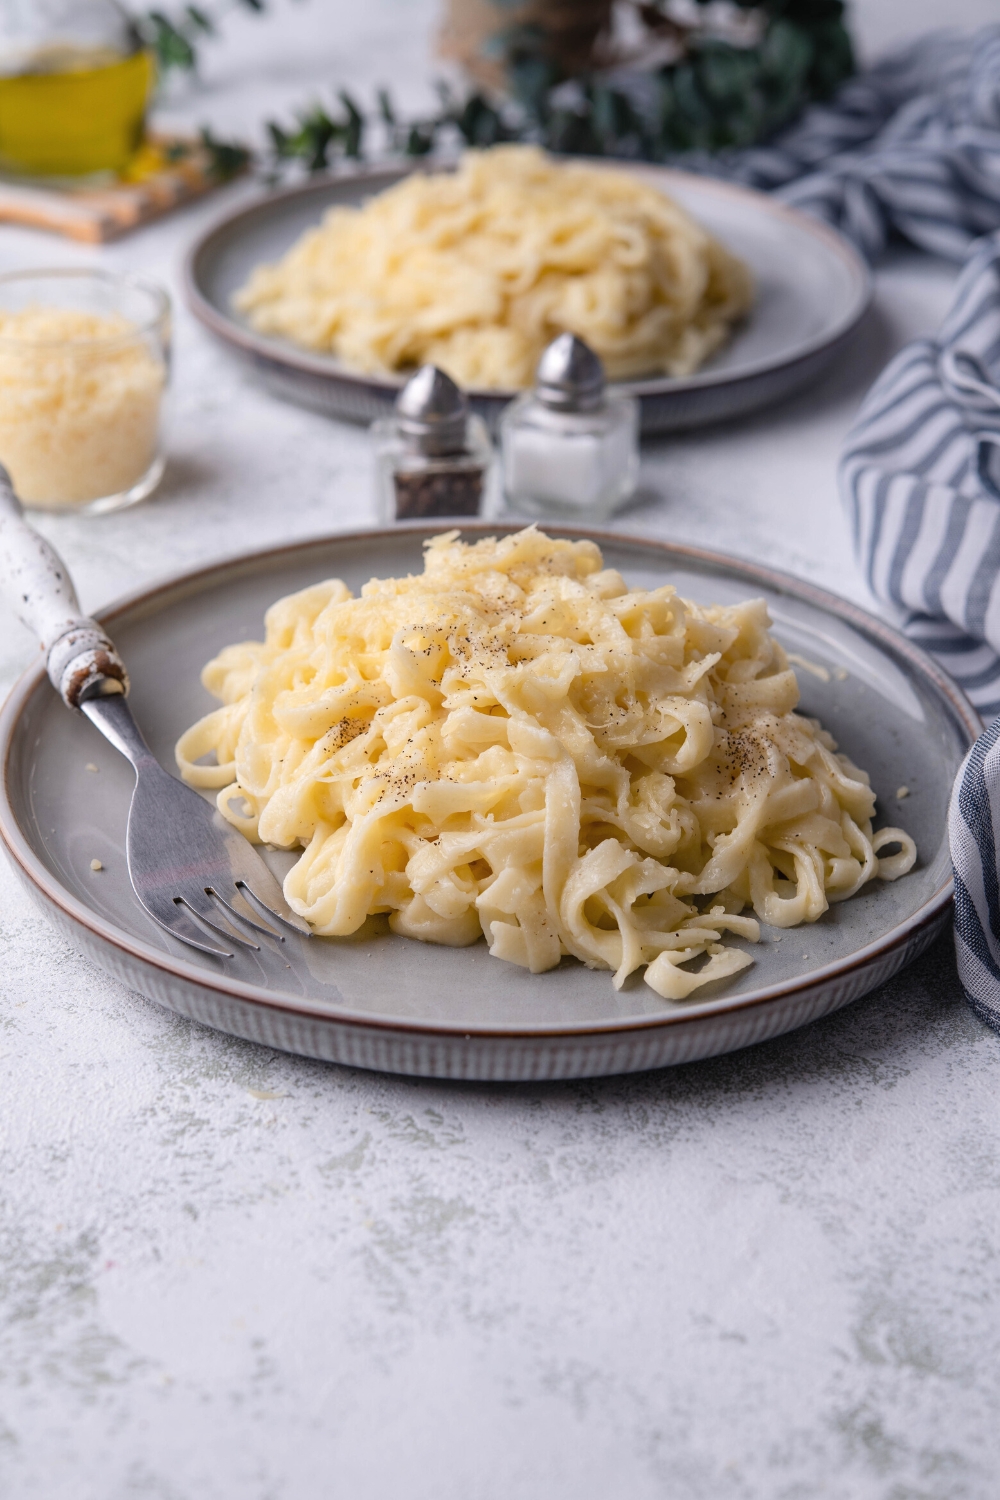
[508, 55, 560, 113]
[199, 127, 251, 180]
[184, 5, 213, 34]
[405, 123, 436, 156]
[696, 44, 754, 108]
[807, 18, 855, 98]
[760, 17, 814, 81]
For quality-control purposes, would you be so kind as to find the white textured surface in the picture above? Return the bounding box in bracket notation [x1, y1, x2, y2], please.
[1, 5, 999, 1496]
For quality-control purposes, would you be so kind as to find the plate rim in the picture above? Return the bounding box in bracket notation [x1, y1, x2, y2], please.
[182, 162, 872, 402]
[0, 523, 979, 1042]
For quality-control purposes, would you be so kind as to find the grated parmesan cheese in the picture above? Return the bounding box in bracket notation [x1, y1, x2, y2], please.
[0, 306, 165, 507]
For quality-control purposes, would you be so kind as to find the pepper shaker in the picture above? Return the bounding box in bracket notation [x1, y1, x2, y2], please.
[499, 334, 639, 520]
[372, 365, 494, 522]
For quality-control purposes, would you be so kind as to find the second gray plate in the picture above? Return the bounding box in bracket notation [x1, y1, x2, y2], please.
[184, 165, 871, 435]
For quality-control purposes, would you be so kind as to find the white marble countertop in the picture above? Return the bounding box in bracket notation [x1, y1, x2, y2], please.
[2, 4, 999, 1497]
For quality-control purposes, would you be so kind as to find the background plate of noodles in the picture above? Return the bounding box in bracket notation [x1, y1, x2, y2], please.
[185, 154, 871, 435]
[0, 525, 976, 1081]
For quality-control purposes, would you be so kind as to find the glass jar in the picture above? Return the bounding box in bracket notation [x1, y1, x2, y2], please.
[372, 365, 495, 522]
[0, 269, 170, 514]
[0, 1, 154, 178]
[500, 333, 639, 521]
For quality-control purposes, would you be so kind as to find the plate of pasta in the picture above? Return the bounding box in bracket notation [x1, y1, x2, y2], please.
[184, 148, 870, 434]
[0, 525, 976, 1081]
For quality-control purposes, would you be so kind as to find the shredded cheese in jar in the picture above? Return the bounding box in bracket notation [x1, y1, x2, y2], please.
[0, 306, 165, 507]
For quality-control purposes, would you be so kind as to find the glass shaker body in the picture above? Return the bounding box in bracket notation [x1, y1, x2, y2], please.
[499, 388, 639, 521]
[372, 412, 494, 523]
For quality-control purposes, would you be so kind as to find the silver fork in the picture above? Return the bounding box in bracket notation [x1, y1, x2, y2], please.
[0, 467, 310, 959]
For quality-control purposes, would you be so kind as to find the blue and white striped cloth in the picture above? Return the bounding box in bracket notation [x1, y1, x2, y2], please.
[950, 716, 1000, 1033]
[741, 25, 1000, 260]
[840, 230, 1000, 720]
[702, 25, 1000, 263]
[838, 213, 1000, 1032]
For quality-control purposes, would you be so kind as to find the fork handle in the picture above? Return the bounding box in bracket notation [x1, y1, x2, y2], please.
[0, 465, 129, 709]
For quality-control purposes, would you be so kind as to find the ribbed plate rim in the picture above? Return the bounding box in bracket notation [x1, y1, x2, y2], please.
[0, 523, 977, 1042]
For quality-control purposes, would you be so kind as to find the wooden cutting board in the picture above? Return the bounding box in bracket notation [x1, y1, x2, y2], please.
[0, 134, 247, 242]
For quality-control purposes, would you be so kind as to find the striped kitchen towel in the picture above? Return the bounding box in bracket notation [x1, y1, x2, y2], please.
[840, 228, 1000, 720]
[701, 24, 1000, 263]
[840, 227, 1000, 1030]
[950, 714, 1000, 1033]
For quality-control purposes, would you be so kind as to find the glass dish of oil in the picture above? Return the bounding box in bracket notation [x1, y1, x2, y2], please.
[0, 1, 154, 178]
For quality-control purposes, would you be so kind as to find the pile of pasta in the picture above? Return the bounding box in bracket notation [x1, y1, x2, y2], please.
[176, 529, 915, 1001]
[234, 145, 753, 389]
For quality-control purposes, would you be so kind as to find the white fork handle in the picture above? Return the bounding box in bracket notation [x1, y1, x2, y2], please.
[0, 465, 129, 709]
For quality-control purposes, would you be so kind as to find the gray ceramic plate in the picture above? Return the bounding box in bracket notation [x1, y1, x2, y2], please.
[0, 526, 978, 1080]
[184, 165, 871, 435]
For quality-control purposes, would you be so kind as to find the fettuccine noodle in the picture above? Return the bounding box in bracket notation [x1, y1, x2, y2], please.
[234, 146, 753, 389]
[176, 529, 916, 1001]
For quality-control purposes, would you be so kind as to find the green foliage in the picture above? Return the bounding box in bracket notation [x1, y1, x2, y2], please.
[501, 0, 856, 158]
[260, 1, 853, 171]
[197, 126, 253, 179]
[134, 0, 854, 176]
[143, 10, 197, 70]
[267, 93, 365, 170]
[163, 127, 252, 179]
[134, 0, 266, 74]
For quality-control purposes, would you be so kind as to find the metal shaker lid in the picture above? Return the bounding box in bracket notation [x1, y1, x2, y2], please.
[395, 365, 468, 456]
[535, 334, 606, 412]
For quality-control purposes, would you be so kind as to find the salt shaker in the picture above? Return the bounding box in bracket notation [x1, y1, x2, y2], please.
[499, 334, 639, 520]
[372, 365, 494, 522]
